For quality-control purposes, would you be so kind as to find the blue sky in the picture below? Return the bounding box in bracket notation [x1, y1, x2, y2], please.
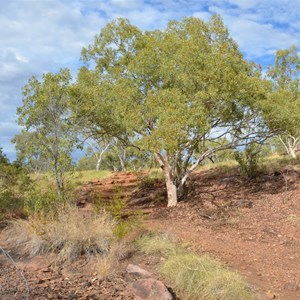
[1, 0, 300, 160]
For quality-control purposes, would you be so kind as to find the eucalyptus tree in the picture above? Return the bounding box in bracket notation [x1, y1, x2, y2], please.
[265, 46, 300, 158]
[73, 16, 269, 206]
[16, 68, 76, 199]
[79, 133, 113, 171]
[12, 130, 51, 173]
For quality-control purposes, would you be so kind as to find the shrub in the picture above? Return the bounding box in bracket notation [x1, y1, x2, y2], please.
[113, 214, 143, 239]
[93, 186, 143, 239]
[0, 150, 31, 220]
[161, 253, 255, 300]
[234, 144, 261, 179]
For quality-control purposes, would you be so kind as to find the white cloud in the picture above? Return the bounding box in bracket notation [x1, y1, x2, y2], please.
[110, 0, 144, 9]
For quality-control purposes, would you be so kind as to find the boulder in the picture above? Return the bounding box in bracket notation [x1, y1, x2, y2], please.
[126, 264, 152, 280]
[126, 278, 173, 300]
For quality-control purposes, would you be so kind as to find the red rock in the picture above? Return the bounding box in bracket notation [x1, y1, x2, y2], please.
[127, 278, 173, 300]
[126, 264, 152, 280]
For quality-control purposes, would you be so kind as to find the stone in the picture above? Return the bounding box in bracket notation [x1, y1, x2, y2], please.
[127, 278, 173, 300]
[126, 264, 152, 280]
[266, 290, 276, 299]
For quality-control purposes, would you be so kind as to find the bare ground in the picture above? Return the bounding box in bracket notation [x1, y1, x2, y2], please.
[1, 166, 300, 299]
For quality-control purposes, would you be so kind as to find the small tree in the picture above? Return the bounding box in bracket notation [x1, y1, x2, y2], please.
[234, 144, 262, 179]
[265, 46, 300, 158]
[16, 69, 76, 199]
[73, 16, 269, 206]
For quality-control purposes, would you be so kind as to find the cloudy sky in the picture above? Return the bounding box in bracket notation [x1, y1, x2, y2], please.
[1, 0, 300, 160]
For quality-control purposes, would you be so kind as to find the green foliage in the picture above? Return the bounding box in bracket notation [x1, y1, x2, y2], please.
[77, 155, 98, 171]
[113, 213, 143, 239]
[261, 46, 300, 158]
[93, 186, 143, 239]
[16, 68, 76, 198]
[12, 131, 51, 173]
[71, 170, 111, 186]
[234, 144, 261, 179]
[72, 15, 268, 206]
[140, 169, 164, 188]
[93, 186, 126, 218]
[0, 148, 31, 219]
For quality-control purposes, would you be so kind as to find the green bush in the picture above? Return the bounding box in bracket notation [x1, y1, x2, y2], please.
[0, 149, 31, 219]
[234, 144, 261, 179]
[93, 186, 143, 239]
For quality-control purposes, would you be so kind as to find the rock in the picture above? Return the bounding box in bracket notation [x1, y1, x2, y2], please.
[81, 281, 92, 287]
[266, 290, 276, 299]
[284, 282, 300, 291]
[127, 278, 173, 300]
[126, 264, 152, 280]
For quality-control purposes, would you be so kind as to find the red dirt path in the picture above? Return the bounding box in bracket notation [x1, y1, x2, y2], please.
[78, 167, 300, 300]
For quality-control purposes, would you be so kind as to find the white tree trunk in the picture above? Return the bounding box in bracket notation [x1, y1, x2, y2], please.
[288, 146, 297, 159]
[279, 135, 299, 159]
[155, 152, 178, 207]
[165, 172, 178, 207]
[96, 157, 101, 171]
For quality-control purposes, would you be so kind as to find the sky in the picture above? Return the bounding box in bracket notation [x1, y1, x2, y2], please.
[1, 0, 300, 160]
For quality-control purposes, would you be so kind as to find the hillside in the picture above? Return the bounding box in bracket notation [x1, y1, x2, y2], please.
[1, 163, 300, 299]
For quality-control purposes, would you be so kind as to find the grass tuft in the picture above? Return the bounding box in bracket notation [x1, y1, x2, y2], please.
[161, 253, 256, 300]
[135, 232, 184, 257]
[3, 206, 116, 263]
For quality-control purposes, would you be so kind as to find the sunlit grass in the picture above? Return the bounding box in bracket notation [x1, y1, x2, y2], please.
[30, 170, 111, 190]
[162, 253, 256, 300]
[135, 232, 184, 257]
[136, 232, 256, 300]
[261, 154, 300, 172]
[2, 206, 116, 262]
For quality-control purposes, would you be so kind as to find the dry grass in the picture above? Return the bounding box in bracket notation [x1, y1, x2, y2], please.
[30, 170, 111, 192]
[135, 232, 184, 257]
[161, 253, 256, 300]
[2, 206, 116, 263]
[95, 240, 133, 280]
[136, 233, 256, 300]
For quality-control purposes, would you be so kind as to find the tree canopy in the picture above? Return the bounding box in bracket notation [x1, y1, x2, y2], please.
[16, 68, 76, 198]
[72, 15, 269, 206]
[262, 46, 300, 158]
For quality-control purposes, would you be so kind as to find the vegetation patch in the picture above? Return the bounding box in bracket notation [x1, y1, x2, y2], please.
[135, 232, 184, 257]
[288, 214, 300, 222]
[162, 253, 255, 300]
[2, 206, 116, 263]
[136, 233, 256, 300]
